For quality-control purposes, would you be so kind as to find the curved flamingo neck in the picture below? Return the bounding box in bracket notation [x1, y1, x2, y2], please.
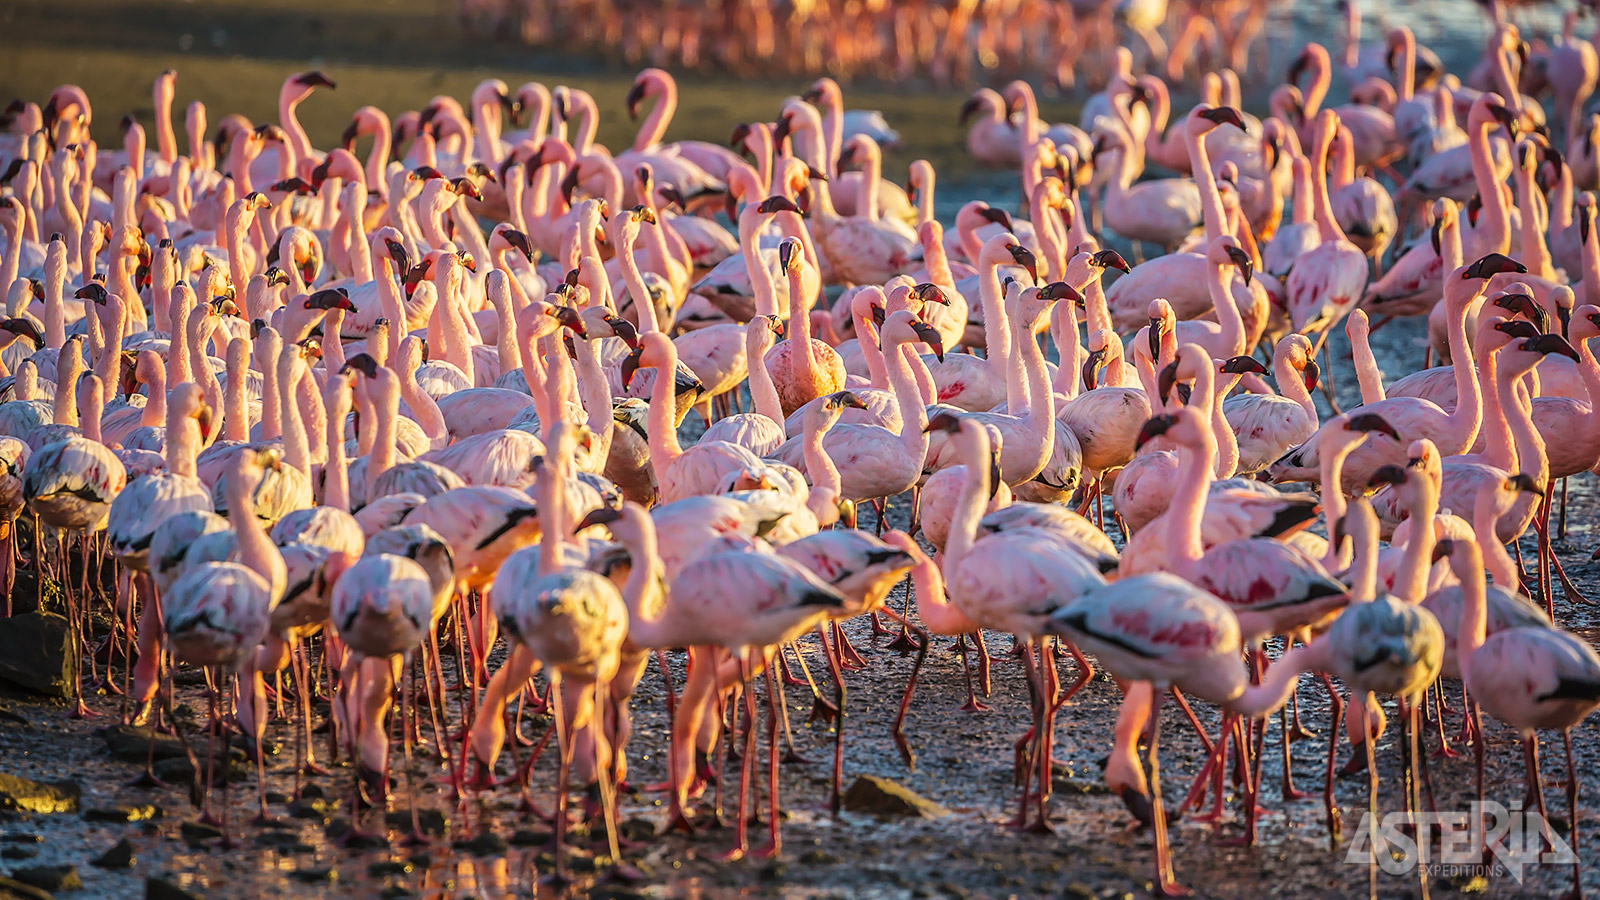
[1497, 362, 1546, 483]
[1469, 117, 1511, 255]
[277, 350, 311, 475]
[802, 408, 844, 515]
[1318, 438, 1359, 570]
[942, 425, 989, 579]
[633, 75, 676, 153]
[617, 512, 666, 643]
[1473, 488, 1519, 587]
[645, 343, 684, 469]
[747, 325, 784, 425]
[1310, 126, 1347, 242]
[785, 263, 820, 389]
[323, 376, 351, 511]
[1275, 346, 1313, 417]
[1051, 299, 1083, 398]
[1394, 474, 1439, 603]
[1168, 423, 1217, 572]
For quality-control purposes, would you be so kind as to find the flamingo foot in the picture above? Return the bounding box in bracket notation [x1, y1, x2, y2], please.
[70, 700, 97, 719]
[885, 630, 921, 654]
[302, 760, 332, 777]
[809, 696, 838, 723]
[334, 826, 387, 848]
[664, 808, 695, 834]
[127, 769, 169, 789]
[1119, 787, 1155, 828]
[782, 749, 815, 765]
[713, 845, 746, 863]
[1338, 746, 1369, 777]
[960, 697, 992, 713]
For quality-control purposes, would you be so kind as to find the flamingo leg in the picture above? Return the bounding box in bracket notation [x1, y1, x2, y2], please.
[1322, 673, 1346, 848]
[543, 673, 575, 885]
[1148, 689, 1188, 897]
[753, 663, 783, 858]
[819, 626, 849, 817]
[1364, 698, 1379, 900]
[1562, 730, 1583, 900]
[879, 605, 929, 769]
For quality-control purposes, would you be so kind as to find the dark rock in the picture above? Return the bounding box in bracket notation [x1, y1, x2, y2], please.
[799, 849, 839, 865]
[618, 818, 655, 842]
[1052, 776, 1109, 796]
[569, 853, 609, 873]
[85, 804, 161, 823]
[263, 792, 289, 805]
[91, 838, 136, 869]
[179, 822, 221, 844]
[1063, 884, 1095, 900]
[383, 808, 445, 836]
[0, 875, 54, 900]
[0, 838, 34, 846]
[0, 775, 79, 815]
[379, 887, 412, 899]
[405, 851, 430, 868]
[591, 889, 648, 900]
[508, 828, 549, 847]
[321, 820, 386, 849]
[0, 613, 71, 698]
[453, 830, 506, 856]
[286, 798, 331, 820]
[841, 776, 949, 818]
[101, 726, 188, 763]
[145, 875, 202, 900]
[289, 866, 334, 883]
[295, 784, 324, 800]
[10, 865, 79, 893]
[0, 851, 32, 861]
[254, 831, 312, 853]
[367, 860, 412, 877]
[152, 754, 245, 786]
[759, 861, 787, 881]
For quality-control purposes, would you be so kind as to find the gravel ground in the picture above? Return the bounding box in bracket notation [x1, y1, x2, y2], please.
[1, 302, 1598, 900]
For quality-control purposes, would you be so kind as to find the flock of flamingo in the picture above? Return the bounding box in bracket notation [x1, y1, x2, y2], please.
[2, 5, 1600, 897]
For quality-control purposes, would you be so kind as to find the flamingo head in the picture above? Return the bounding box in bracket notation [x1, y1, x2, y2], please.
[497, 227, 532, 262]
[976, 205, 1013, 233]
[923, 411, 962, 434]
[1505, 473, 1543, 497]
[825, 391, 869, 413]
[341, 352, 380, 378]
[1006, 242, 1039, 285]
[1345, 413, 1401, 443]
[1135, 412, 1179, 450]
[1092, 249, 1130, 273]
[1038, 281, 1083, 307]
[1219, 356, 1266, 376]
[263, 266, 289, 288]
[756, 195, 801, 216]
[1367, 464, 1407, 489]
[1490, 291, 1547, 333]
[1157, 361, 1192, 407]
[549, 305, 586, 338]
[295, 71, 337, 91]
[912, 283, 950, 306]
[75, 282, 109, 305]
[209, 295, 241, 318]
[1461, 253, 1525, 280]
[910, 318, 944, 362]
[574, 504, 624, 534]
[307, 287, 355, 312]
[1195, 105, 1248, 133]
